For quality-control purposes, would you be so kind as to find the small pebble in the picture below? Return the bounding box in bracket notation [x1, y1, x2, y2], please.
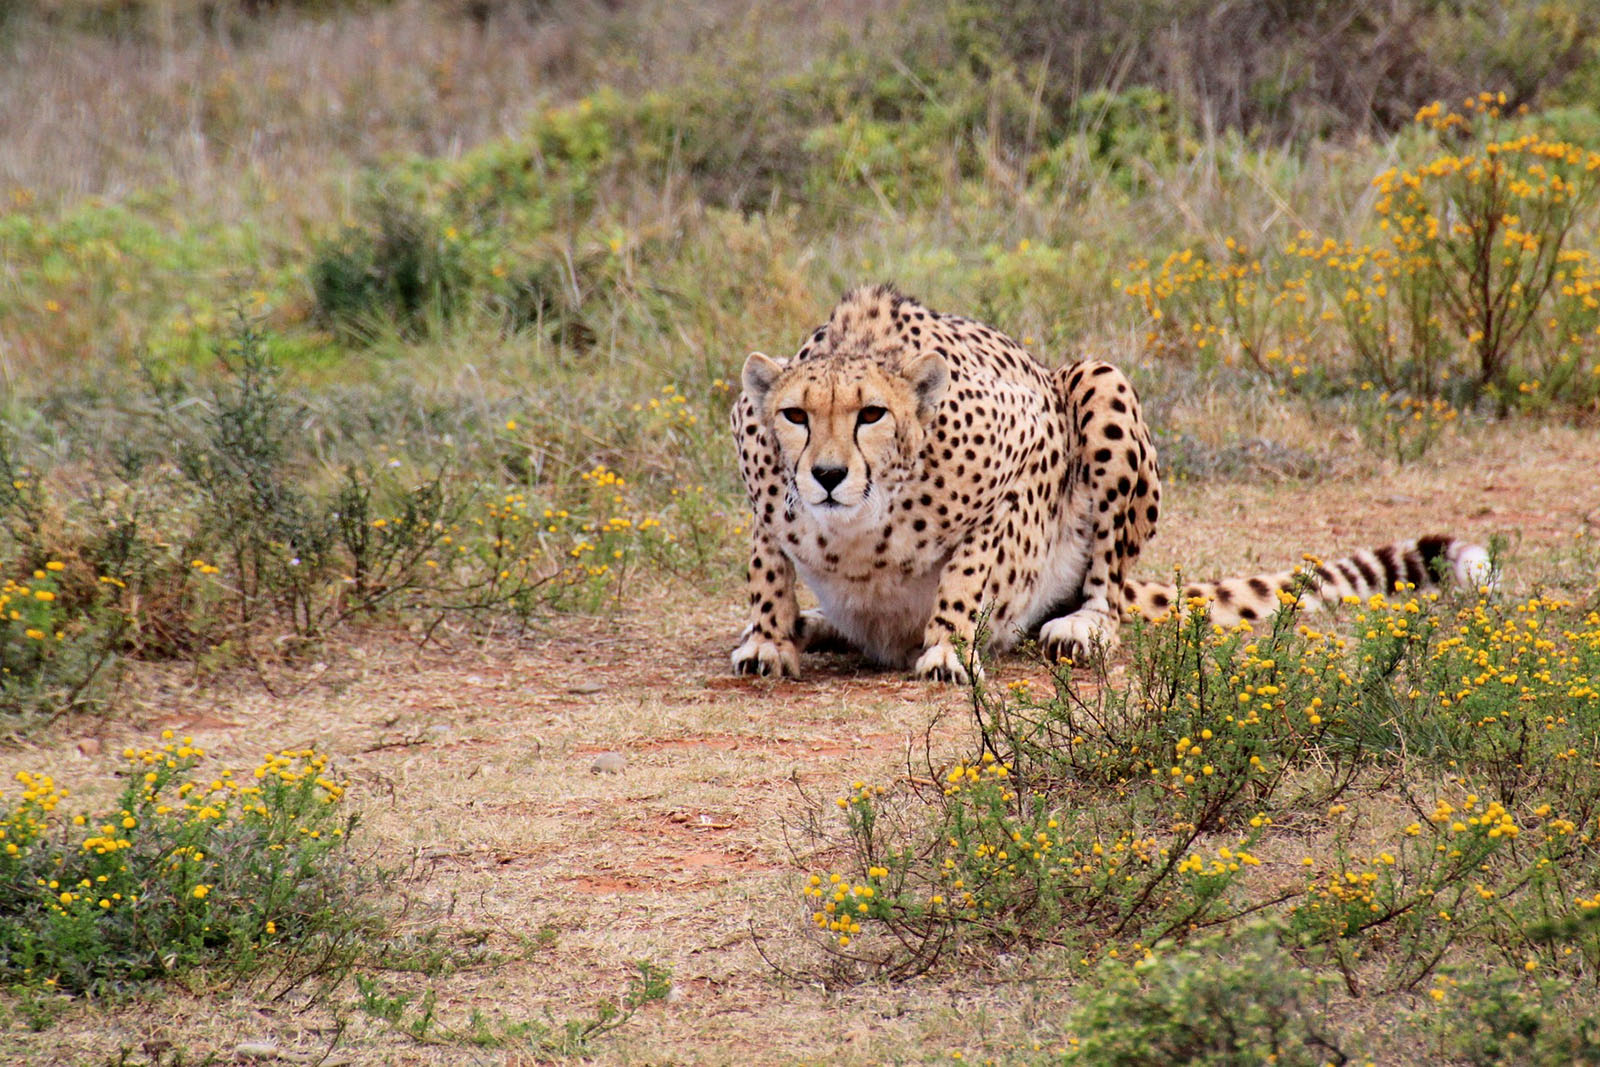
[234, 1041, 279, 1061]
[590, 751, 628, 775]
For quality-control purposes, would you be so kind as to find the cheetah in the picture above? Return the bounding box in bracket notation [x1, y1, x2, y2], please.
[730, 284, 1493, 682]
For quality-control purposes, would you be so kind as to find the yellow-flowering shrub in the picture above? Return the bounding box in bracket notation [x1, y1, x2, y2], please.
[0, 733, 363, 993]
[1122, 94, 1600, 412]
[798, 580, 1600, 994]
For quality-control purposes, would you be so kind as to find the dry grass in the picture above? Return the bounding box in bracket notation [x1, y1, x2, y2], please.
[0, 2, 575, 223]
[0, 0, 898, 220]
[0, 420, 1593, 1064]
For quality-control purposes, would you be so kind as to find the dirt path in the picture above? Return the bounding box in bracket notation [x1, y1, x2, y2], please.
[5, 421, 1598, 1064]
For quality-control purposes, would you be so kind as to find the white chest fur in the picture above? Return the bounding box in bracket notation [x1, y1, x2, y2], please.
[781, 499, 952, 667]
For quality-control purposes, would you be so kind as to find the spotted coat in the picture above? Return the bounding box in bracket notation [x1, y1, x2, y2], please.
[731, 285, 1492, 681]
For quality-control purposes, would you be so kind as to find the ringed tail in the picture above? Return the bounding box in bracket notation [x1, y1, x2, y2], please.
[1123, 535, 1496, 627]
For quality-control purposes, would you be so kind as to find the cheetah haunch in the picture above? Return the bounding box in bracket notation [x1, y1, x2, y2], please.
[730, 285, 1492, 683]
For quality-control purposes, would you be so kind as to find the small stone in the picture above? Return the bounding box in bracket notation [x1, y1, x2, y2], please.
[1585, 506, 1600, 529]
[76, 738, 102, 757]
[234, 1041, 279, 1061]
[590, 751, 627, 775]
[568, 681, 606, 695]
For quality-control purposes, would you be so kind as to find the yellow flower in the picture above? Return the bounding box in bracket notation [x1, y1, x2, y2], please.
[192, 884, 211, 899]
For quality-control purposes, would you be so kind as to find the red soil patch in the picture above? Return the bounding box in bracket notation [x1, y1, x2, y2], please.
[563, 875, 658, 894]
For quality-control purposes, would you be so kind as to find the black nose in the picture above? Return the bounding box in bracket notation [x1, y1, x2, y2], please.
[812, 466, 847, 493]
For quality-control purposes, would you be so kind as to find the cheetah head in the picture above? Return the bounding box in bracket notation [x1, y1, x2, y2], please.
[741, 349, 949, 525]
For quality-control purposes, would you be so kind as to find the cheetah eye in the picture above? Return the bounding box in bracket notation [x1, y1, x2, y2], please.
[780, 407, 808, 425]
[857, 405, 887, 425]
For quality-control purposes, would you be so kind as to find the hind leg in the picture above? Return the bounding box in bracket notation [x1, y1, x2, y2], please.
[1038, 361, 1161, 663]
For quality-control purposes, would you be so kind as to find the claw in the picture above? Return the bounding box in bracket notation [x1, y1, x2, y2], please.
[1039, 610, 1118, 665]
[731, 637, 800, 679]
[912, 643, 984, 684]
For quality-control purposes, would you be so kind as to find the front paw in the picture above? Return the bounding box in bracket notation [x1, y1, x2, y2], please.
[732, 636, 800, 678]
[913, 642, 984, 684]
[1039, 610, 1119, 665]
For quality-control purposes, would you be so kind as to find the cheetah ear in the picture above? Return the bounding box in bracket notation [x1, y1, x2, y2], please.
[903, 351, 949, 420]
[742, 352, 784, 407]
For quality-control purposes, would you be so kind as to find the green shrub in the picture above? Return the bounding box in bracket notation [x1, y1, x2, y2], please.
[796, 585, 1600, 990]
[1030, 87, 1197, 196]
[156, 320, 673, 639]
[1425, 967, 1600, 1066]
[0, 431, 127, 719]
[0, 307, 743, 709]
[1063, 925, 1349, 1066]
[0, 732, 366, 993]
[1123, 96, 1600, 411]
[0, 560, 122, 721]
[310, 202, 467, 342]
[12, 0, 397, 41]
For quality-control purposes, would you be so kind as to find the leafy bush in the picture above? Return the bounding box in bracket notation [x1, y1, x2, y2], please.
[796, 583, 1600, 992]
[1063, 925, 1349, 1066]
[1123, 96, 1600, 411]
[311, 202, 467, 342]
[1424, 966, 1600, 1066]
[0, 432, 129, 719]
[0, 560, 123, 721]
[0, 732, 366, 993]
[154, 325, 700, 635]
